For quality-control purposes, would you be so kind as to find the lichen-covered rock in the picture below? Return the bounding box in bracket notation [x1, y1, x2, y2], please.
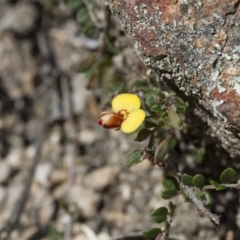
[107, 0, 240, 157]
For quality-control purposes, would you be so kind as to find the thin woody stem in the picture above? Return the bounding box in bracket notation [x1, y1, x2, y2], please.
[183, 185, 221, 229]
[203, 183, 240, 190]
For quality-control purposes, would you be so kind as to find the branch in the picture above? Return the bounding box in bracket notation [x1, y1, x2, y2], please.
[203, 183, 240, 190]
[112, 232, 185, 240]
[60, 77, 76, 240]
[183, 186, 221, 230]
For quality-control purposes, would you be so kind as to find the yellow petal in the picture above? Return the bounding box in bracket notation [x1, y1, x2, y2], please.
[112, 94, 141, 113]
[121, 109, 145, 133]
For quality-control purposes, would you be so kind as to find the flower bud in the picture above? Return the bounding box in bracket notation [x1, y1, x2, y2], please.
[98, 112, 123, 129]
[154, 134, 172, 163]
[168, 107, 182, 130]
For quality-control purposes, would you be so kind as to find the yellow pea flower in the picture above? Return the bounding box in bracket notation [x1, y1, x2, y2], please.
[98, 93, 145, 133]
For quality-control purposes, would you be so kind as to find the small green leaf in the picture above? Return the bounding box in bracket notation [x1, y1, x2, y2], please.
[66, 0, 83, 9]
[134, 79, 149, 88]
[210, 180, 226, 190]
[145, 95, 155, 108]
[168, 201, 176, 217]
[142, 228, 162, 239]
[168, 107, 182, 130]
[204, 192, 212, 206]
[125, 149, 142, 168]
[157, 91, 165, 99]
[47, 226, 62, 240]
[83, 24, 98, 38]
[160, 111, 168, 119]
[134, 128, 152, 142]
[196, 192, 212, 206]
[162, 177, 179, 190]
[161, 189, 177, 199]
[175, 96, 187, 112]
[151, 105, 163, 113]
[149, 74, 158, 86]
[193, 174, 206, 189]
[195, 144, 205, 164]
[104, 35, 119, 55]
[219, 167, 237, 183]
[100, 66, 115, 84]
[181, 174, 193, 186]
[102, 81, 125, 94]
[76, 8, 89, 24]
[182, 190, 192, 203]
[144, 120, 156, 128]
[150, 207, 168, 223]
[168, 137, 177, 151]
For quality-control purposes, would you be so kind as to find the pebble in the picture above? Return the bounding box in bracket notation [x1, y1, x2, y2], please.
[34, 163, 52, 187]
[71, 74, 90, 114]
[98, 232, 111, 240]
[73, 234, 89, 240]
[78, 129, 99, 145]
[84, 166, 117, 191]
[39, 198, 55, 224]
[0, 186, 7, 205]
[20, 227, 38, 240]
[53, 182, 68, 200]
[0, 3, 38, 34]
[79, 224, 98, 240]
[56, 212, 71, 232]
[0, 162, 11, 184]
[70, 186, 101, 218]
[49, 169, 67, 186]
[6, 148, 23, 168]
[6, 180, 24, 209]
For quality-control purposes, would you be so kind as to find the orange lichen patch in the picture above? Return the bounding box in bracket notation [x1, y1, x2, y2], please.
[134, 28, 156, 43]
[222, 66, 240, 76]
[194, 36, 208, 49]
[212, 30, 227, 47]
[111, 0, 181, 56]
[218, 67, 240, 86]
[190, 77, 198, 85]
[161, 4, 180, 23]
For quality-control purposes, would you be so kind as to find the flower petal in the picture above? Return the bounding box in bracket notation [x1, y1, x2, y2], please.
[98, 113, 123, 129]
[100, 111, 114, 116]
[112, 94, 141, 113]
[121, 109, 145, 133]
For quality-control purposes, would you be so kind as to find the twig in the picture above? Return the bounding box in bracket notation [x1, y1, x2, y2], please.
[0, 102, 48, 240]
[165, 156, 182, 181]
[203, 183, 240, 190]
[83, 0, 104, 29]
[111, 232, 146, 240]
[0, 52, 55, 240]
[112, 232, 185, 240]
[61, 77, 76, 240]
[61, 78, 76, 191]
[0, 11, 59, 239]
[183, 186, 221, 229]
